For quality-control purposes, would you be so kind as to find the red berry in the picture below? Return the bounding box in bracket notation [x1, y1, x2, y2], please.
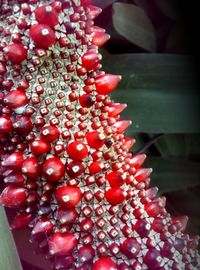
[30, 24, 56, 48]
[66, 161, 84, 178]
[55, 208, 78, 224]
[13, 116, 33, 134]
[4, 89, 28, 109]
[108, 103, 127, 117]
[95, 74, 121, 95]
[22, 157, 41, 179]
[81, 50, 100, 70]
[49, 232, 78, 256]
[56, 186, 82, 208]
[92, 257, 117, 270]
[34, 5, 59, 28]
[120, 238, 141, 259]
[42, 156, 65, 182]
[105, 187, 125, 205]
[40, 125, 60, 142]
[66, 141, 88, 161]
[11, 212, 32, 230]
[86, 131, 105, 149]
[5, 43, 27, 64]
[31, 218, 54, 240]
[91, 32, 110, 47]
[0, 185, 27, 208]
[1, 152, 24, 170]
[30, 139, 51, 156]
[79, 94, 95, 108]
[78, 244, 95, 263]
[106, 171, 125, 187]
[0, 115, 13, 134]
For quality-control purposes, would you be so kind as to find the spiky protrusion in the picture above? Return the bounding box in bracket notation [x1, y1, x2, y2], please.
[0, 0, 200, 269]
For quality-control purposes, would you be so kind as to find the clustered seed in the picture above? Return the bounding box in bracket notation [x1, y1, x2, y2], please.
[0, 0, 200, 270]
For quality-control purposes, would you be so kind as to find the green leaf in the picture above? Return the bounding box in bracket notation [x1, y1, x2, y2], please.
[0, 207, 22, 270]
[112, 3, 156, 52]
[101, 53, 200, 133]
[93, 0, 116, 9]
[145, 157, 200, 194]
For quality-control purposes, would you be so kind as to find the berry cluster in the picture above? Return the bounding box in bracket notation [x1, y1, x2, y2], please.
[0, 0, 200, 269]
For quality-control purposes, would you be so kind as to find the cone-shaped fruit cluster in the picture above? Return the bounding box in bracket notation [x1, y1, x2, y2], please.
[0, 0, 200, 269]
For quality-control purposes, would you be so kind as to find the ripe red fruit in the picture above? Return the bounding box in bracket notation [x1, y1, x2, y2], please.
[66, 161, 85, 178]
[0, 185, 27, 208]
[95, 74, 121, 95]
[66, 141, 88, 161]
[13, 116, 33, 134]
[4, 89, 28, 109]
[22, 157, 41, 179]
[11, 212, 32, 230]
[105, 187, 125, 205]
[108, 103, 127, 117]
[78, 244, 95, 263]
[56, 185, 82, 208]
[106, 171, 125, 187]
[92, 257, 117, 270]
[31, 218, 54, 240]
[5, 43, 27, 64]
[49, 232, 78, 256]
[34, 5, 59, 28]
[91, 32, 110, 47]
[40, 125, 60, 142]
[0, 115, 13, 134]
[86, 131, 105, 149]
[42, 156, 65, 182]
[1, 152, 24, 170]
[30, 139, 51, 156]
[55, 208, 78, 224]
[30, 24, 56, 48]
[81, 50, 100, 71]
[120, 238, 141, 259]
[79, 94, 95, 108]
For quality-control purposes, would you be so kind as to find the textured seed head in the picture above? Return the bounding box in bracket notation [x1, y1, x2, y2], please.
[0, 0, 199, 269]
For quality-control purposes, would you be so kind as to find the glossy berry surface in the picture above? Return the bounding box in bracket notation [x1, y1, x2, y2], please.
[0, 1, 199, 270]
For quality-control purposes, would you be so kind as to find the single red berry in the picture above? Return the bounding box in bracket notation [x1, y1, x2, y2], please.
[105, 187, 125, 205]
[5, 43, 27, 64]
[108, 103, 127, 117]
[13, 116, 33, 134]
[56, 185, 82, 208]
[66, 161, 85, 178]
[86, 131, 105, 149]
[55, 208, 78, 224]
[78, 244, 95, 263]
[0, 185, 27, 208]
[31, 218, 54, 240]
[66, 141, 88, 161]
[30, 139, 51, 156]
[91, 32, 110, 47]
[92, 257, 117, 270]
[49, 232, 78, 256]
[22, 157, 41, 179]
[120, 238, 141, 259]
[0, 115, 13, 134]
[4, 89, 28, 109]
[11, 212, 32, 230]
[30, 24, 56, 48]
[34, 5, 59, 28]
[95, 74, 121, 95]
[81, 50, 100, 71]
[106, 171, 125, 187]
[40, 125, 60, 142]
[1, 152, 24, 170]
[79, 94, 95, 108]
[42, 156, 65, 182]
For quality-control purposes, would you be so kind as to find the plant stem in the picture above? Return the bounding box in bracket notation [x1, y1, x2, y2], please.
[0, 207, 23, 270]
